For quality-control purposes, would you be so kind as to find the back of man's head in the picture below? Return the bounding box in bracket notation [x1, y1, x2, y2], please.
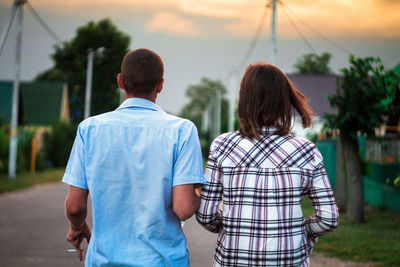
[121, 48, 164, 97]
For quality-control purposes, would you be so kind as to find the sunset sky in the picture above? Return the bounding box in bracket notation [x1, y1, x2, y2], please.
[0, 0, 399, 113]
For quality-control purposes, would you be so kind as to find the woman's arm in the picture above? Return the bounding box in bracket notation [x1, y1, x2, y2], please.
[196, 155, 223, 233]
[305, 162, 339, 238]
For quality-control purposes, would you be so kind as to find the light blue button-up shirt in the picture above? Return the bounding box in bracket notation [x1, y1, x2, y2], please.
[62, 98, 206, 267]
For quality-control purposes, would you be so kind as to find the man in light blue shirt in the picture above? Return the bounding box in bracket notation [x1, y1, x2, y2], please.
[63, 48, 206, 266]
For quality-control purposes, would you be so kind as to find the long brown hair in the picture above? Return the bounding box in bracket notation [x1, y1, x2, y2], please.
[237, 62, 313, 139]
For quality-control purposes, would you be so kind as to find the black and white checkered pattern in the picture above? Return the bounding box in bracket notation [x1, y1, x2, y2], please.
[196, 128, 339, 267]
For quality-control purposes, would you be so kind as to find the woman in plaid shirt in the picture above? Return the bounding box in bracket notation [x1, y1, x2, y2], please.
[196, 62, 339, 267]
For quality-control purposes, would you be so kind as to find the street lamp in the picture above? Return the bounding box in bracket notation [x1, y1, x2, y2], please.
[84, 47, 105, 119]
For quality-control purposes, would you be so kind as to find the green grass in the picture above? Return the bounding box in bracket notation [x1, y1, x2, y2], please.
[302, 198, 400, 266]
[0, 168, 65, 194]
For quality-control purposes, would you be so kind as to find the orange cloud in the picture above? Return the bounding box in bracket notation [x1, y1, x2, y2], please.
[10, 0, 399, 39]
[147, 12, 201, 36]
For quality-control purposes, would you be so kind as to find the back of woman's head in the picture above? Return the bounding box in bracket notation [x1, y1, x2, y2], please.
[237, 62, 313, 139]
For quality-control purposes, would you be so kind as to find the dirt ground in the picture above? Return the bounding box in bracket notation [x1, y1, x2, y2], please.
[310, 252, 375, 267]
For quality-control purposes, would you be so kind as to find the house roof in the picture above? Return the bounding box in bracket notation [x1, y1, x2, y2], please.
[286, 74, 338, 116]
[0, 80, 68, 125]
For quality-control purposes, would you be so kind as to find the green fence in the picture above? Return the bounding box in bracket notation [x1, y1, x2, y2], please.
[316, 138, 400, 214]
[316, 140, 336, 189]
[364, 179, 400, 213]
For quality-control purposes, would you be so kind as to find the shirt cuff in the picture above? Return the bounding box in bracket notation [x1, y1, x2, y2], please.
[62, 173, 88, 189]
[173, 175, 207, 187]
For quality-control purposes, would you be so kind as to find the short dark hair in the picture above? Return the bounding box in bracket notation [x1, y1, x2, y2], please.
[121, 48, 164, 96]
[237, 62, 313, 139]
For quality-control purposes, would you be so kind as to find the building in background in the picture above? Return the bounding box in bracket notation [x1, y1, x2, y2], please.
[0, 81, 69, 125]
[287, 73, 338, 138]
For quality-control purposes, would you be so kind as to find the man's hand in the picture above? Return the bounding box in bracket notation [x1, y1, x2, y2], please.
[66, 222, 91, 261]
[65, 186, 90, 261]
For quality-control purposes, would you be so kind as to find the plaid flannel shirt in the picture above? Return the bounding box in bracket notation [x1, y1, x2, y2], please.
[196, 129, 339, 267]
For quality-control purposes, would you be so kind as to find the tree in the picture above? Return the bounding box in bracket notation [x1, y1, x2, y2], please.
[324, 56, 399, 223]
[294, 52, 332, 74]
[36, 19, 130, 122]
[179, 78, 229, 157]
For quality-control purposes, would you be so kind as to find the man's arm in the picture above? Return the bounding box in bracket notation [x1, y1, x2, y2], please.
[65, 186, 91, 261]
[173, 184, 200, 220]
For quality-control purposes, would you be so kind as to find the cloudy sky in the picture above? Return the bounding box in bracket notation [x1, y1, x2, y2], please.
[0, 0, 399, 113]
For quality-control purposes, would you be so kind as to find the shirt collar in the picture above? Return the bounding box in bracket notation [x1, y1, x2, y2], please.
[260, 126, 278, 135]
[116, 97, 166, 113]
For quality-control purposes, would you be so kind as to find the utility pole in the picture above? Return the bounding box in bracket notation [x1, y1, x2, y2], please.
[0, 1, 18, 57]
[84, 47, 105, 119]
[227, 67, 239, 132]
[270, 0, 277, 65]
[84, 48, 94, 119]
[8, 0, 26, 178]
[215, 90, 221, 137]
[202, 106, 209, 133]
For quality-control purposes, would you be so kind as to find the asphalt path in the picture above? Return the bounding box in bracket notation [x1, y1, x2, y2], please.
[0, 182, 367, 267]
[0, 182, 216, 267]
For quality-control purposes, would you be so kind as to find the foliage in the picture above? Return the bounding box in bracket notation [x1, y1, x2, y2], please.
[294, 52, 332, 74]
[302, 198, 400, 266]
[16, 128, 34, 172]
[0, 168, 64, 194]
[36, 18, 130, 122]
[324, 56, 399, 138]
[0, 126, 8, 173]
[179, 78, 230, 157]
[386, 176, 400, 188]
[0, 126, 41, 174]
[43, 121, 77, 168]
[394, 176, 400, 187]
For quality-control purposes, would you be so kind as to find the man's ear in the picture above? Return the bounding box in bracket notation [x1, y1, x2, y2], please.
[156, 78, 164, 94]
[117, 73, 125, 90]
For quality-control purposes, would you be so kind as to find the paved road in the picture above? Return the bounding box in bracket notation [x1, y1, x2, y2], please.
[0, 182, 217, 267]
[0, 183, 368, 267]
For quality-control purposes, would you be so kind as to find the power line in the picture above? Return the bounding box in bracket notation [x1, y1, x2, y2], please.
[238, 2, 270, 69]
[280, 3, 316, 54]
[26, 1, 62, 44]
[281, 2, 353, 55]
[0, 2, 18, 56]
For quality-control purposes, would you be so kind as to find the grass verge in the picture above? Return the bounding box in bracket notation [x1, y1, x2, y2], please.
[0, 168, 65, 194]
[302, 198, 400, 266]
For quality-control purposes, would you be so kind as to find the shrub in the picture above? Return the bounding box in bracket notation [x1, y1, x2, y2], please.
[0, 126, 40, 174]
[43, 121, 77, 167]
[0, 126, 9, 173]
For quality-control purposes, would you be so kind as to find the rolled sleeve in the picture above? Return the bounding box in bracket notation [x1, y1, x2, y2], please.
[305, 161, 339, 238]
[173, 122, 206, 187]
[62, 124, 88, 189]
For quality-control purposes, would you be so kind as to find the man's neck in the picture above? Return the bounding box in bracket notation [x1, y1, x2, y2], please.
[126, 94, 157, 103]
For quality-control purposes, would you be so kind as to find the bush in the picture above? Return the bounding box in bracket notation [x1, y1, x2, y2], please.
[43, 121, 77, 167]
[0, 126, 8, 173]
[0, 126, 40, 174]
[16, 129, 34, 172]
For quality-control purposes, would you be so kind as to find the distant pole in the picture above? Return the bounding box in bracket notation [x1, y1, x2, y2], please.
[0, 1, 18, 57]
[84, 48, 94, 119]
[208, 104, 213, 140]
[202, 106, 208, 132]
[30, 138, 37, 174]
[8, 0, 25, 179]
[270, 0, 277, 65]
[227, 67, 239, 132]
[215, 90, 221, 137]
